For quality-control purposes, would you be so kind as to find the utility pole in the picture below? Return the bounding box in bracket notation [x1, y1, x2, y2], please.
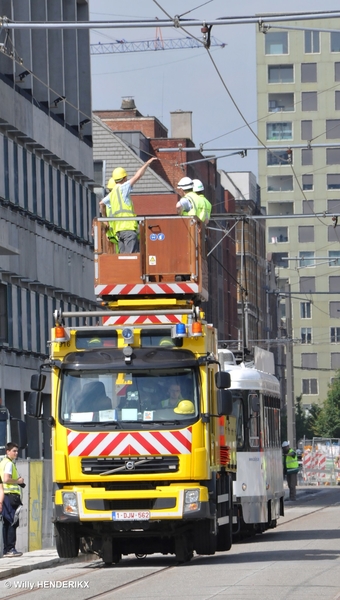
[285, 283, 296, 448]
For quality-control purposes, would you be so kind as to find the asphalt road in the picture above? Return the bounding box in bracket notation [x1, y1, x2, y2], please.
[0, 486, 339, 600]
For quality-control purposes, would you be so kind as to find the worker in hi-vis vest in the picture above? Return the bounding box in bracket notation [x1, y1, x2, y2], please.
[282, 441, 299, 501]
[100, 157, 158, 254]
[176, 177, 210, 225]
[0, 442, 24, 557]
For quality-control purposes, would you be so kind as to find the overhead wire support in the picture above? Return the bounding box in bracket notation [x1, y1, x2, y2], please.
[90, 36, 225, 55]
[3, 11, 340, 30]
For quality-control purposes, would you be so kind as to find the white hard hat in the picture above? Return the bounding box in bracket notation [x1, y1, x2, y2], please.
[282, 441, 290, 448]
[192, 179, 204, 193]
[177, 176, 193, 190]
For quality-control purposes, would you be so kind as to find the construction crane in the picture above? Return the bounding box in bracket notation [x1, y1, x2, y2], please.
[90, 36, 226, 55]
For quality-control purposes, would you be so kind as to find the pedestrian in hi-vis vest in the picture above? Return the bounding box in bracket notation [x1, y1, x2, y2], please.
[100, 157, 158, 254]
[282, 441, 299, 501]
[0, 442, 25, 557]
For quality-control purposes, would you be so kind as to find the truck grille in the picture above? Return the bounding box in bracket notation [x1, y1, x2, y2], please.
[81, 456, 179, 475]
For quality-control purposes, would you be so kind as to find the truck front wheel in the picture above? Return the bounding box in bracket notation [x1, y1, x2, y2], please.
[193, 519, 217, 555]
[55, 523, 79, 558]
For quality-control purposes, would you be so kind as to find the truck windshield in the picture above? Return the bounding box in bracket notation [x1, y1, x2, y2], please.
[60, 368, 198, 425]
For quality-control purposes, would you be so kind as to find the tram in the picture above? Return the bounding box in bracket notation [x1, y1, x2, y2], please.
[219, 349, 284, 534]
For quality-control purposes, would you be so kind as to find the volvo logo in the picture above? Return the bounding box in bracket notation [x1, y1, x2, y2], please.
[125, 460, 135, 471]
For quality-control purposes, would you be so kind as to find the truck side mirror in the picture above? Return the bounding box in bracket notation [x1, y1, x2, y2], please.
[31, 373, 46, 392]
[215, 371, 231, 389]
[26, 391, 43, 418]
[10, 419, 27, 450]
[217, 389, 233, 416]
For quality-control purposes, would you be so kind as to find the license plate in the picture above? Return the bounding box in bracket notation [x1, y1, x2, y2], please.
[112, 511, 150, 521]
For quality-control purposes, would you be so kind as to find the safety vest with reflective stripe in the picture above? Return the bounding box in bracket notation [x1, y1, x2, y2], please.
[182, 192, 209, 222]
[284, 449, 299, 474]
[0, 457, 21, 495]
[108, 184, 137, 235]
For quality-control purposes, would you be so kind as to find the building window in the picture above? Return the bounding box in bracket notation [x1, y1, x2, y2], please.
[336, 91, 340, 110]
[329, 251, 340, 267]
[268, 93, 294, 112]
[32, 154, 37, 214]
[298, 226, 314, 243]
[331, 32, 340, 52]
[330, 225, 340, 240]
[305, 30, 320, 53]
[49, 165, 54, 224]
[329, 276, 340, 293]
[267, 149, 292, 166]
[26, 289, 32, 352]
[301, 149, 313, 165]
[268, 202, 293, 216]
[0, 284, 8, 343]
[299, 251, 314, 267]
[301, 301, 312, 319]
[266, 122, 292, 141]
[327, 174, 340, 189]
[303, 200, 314, 213]
[301, 353, 317, 369]
[328, 199, 340, 213]
[301, 63, 317, 83]
[94, 160, 105, 187]
[302, 174, 313, 190]
[301, 91, 317, 111]
[329, 302, 340, 318]
[331, 327, 340, 342]
[22, 148, 28, 210]
[13, 142, 19, 205]
[327, 148, 340, 165]
[335, 63, 340, 81]
[268, 227, 288, 243]
[265, 32, 288, 54]
[301, 120, 312, 140]
[272, 252, 288, 268]
[331, 353, 340, 369]
[326, 119, 340, 139]
[300, 277, 315, 293]
[301, 328, 312, 344]
[268, 64, 294, 83]
[40, 159, 46, 219]
[302, 379, 318, 394]
[267, 175, 293, 192]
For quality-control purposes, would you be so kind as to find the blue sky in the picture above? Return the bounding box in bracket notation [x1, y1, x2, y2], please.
[89, 1, 339, 175]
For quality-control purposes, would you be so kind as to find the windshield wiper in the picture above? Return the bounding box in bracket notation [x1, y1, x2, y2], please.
[87, 420, 121, 428]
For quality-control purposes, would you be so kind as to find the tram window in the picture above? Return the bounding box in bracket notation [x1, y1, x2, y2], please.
[248, 393, 260, 448]
[232, 396, 244, 448]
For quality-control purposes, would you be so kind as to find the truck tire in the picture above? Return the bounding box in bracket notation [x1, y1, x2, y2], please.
[193, 519, 217, 555]
[55, 523, 79, 558]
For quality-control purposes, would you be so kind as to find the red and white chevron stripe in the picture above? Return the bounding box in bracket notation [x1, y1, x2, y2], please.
[67, 428, 192, 457]
[95, 283, 199, 297]
[102, 314, 182, 325]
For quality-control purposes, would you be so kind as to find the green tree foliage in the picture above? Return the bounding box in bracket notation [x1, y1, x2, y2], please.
[313, 370, 340, 437]
[295, 395, 305, 442]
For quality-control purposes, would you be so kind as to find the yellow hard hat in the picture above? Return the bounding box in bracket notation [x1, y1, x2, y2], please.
[107, 177, 116, 190]
[159, 338, 175, 347]
[173, 400, 195, 414]
[88, 338, 102, 348]
[112, 167, 127, 182]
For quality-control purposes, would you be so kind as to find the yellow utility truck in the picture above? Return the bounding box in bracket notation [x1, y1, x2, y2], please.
[28, 215, 236, 563]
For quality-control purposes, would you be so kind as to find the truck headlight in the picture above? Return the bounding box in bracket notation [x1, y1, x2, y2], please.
[184, 488, 200, 513]
[62, 492, 78, 516]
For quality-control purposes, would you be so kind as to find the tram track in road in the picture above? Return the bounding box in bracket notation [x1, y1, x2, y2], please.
[1, 557, 178, 599]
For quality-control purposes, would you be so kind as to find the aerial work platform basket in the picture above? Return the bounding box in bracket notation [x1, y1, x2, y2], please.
[93, 215, 208, 302]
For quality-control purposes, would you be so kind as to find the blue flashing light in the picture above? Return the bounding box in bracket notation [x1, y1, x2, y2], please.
[175, 323, 187, 338]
